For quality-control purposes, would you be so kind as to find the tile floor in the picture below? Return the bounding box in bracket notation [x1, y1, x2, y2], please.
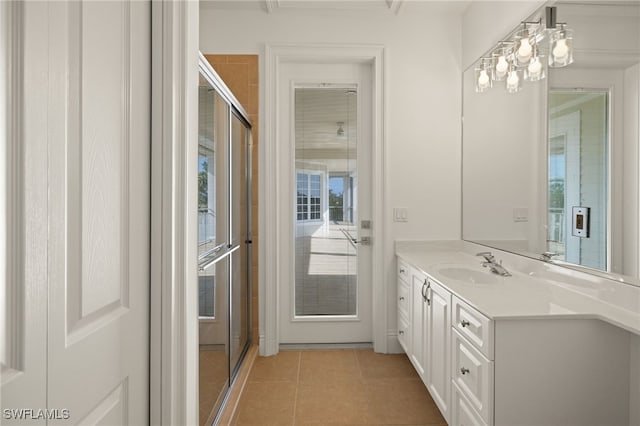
[231, 349, 447, 426]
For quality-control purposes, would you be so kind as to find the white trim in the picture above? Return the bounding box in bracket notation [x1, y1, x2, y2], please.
[150, 1, 199, 424]
[386, 330, 403, 354]
[1, 0, 23, 377]
[262, 44, 386, 356]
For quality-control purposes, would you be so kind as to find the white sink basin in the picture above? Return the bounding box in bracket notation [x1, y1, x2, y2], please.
[436, 266, 499, 284]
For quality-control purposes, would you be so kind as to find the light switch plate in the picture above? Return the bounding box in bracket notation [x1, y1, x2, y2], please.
[513, 207, 528, 222]
[393, 207, 408, 222]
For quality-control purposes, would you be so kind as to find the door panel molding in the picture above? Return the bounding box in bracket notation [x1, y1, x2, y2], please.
[64, 0, 132, 343]
[76, 378, 129, 426]
[263, 44, 386, 355]
[2, 0, 25, 380]
[1, 0, 49, 415]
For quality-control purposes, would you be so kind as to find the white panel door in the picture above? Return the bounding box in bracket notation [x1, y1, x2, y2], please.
[2, 1, 150, 424]
[47, 1, 150, 424]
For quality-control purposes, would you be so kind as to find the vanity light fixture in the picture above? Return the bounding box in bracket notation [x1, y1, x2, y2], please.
[515, 28, 534, 66]
[474, 6, 573, 94]
[475, 58, 493, 93]
[546, 6, 574, 68]
[549, 26, 574, 67]
[506, 64, 522, 93]
[492, 43, 512, 81]
[525, 43, 546, 81]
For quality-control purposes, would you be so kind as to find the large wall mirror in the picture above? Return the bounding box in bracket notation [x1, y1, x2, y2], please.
[462, 1, 640, 286]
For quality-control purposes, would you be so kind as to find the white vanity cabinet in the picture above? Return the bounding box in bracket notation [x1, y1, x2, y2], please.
[396, 241, 640, 426]
[425, 279, 451, 420]
[398, 264, 451, 422]
[450, 297, 494, 426]
[410, 270, 427, 377]
[396, 259, 411, 353]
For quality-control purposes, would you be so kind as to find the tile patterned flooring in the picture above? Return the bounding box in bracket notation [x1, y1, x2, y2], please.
[231, 349, 447, 426]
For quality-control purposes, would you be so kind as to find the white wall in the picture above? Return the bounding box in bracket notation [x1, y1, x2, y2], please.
[200, 2, 462, 351]
[462, 1, 545, 70]
[462, 67, 545, 248]
[624, 63, 640, 278]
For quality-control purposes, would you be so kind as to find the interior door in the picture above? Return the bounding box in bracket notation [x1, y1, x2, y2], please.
[2, 1, 151, 424]
[278, 62, 373, 344]
[48, 1, 150, 423]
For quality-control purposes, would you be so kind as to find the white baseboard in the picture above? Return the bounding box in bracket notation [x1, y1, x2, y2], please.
[259, 334, 267, 356]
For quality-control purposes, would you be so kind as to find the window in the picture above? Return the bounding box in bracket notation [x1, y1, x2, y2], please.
[297, 172, 322, 221]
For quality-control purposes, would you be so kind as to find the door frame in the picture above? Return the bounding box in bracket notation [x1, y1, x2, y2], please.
[150, 1, 200, 425]
[263, 44, 387, 356]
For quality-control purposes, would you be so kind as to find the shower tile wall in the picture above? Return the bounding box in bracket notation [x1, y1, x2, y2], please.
[204, 54, 259, 340]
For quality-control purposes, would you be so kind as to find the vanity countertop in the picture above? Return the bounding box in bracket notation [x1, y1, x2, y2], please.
[396, 240, 640, 336]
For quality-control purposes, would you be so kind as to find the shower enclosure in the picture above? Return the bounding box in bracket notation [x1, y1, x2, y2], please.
[197, 54, 252, 426]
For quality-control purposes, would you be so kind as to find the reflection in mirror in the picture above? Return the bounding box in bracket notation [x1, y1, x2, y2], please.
[547, 90, 608, 270]
[462, 1, 640, 285]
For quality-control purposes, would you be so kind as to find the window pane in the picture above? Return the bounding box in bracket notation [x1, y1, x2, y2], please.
[294, 87, 358, 316]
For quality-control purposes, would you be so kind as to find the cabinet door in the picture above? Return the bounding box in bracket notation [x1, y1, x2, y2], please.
[426, 279, 451, 421]
[410, 272, 427, 378]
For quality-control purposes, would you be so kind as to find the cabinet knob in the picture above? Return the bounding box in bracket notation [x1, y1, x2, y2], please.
[461, 320, 470, 328]
[398, 330, 404, 335]
[400, 268, 405, 273]
[399, 296, 405, 301]
[460, 367, 470, 375]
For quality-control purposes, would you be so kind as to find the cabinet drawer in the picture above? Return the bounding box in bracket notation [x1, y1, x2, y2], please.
[397, 314, 411, 354]
[397, 258, 410, 283]
[451, 382, 488, 426]
[452, 329, 493, 425]
[453, 296, 494, 359]
[397, 278, 410, 320]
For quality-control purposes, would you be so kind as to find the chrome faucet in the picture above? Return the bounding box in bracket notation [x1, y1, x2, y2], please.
[476, 252, 512, 277]
[540, 251, 559, 262]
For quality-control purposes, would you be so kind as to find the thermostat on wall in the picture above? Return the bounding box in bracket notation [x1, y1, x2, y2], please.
[572, 206, 590, 238]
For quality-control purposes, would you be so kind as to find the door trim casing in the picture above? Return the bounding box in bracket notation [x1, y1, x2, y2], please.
[150, 1, 199, 424]
[262, 44, 386, 356]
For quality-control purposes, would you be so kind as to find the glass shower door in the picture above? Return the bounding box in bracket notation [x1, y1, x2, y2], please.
[229, 112, 250, 377]
[198, 73, 229, 426]
[198, 56, 253, 425]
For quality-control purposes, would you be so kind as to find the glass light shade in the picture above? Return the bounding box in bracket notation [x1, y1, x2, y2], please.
[515, 30, 534, 66]
[549, 28, 574, 67]
[492, 48, 511, 81]
[505, 68, 522, 93]
[524, 54, 546, 81]
[475, 66, 492, 93]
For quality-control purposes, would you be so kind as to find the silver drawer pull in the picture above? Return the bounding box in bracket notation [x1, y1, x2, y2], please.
[399, 296, 405, 301]
[461, 319, 470, 328]
[398, 330, 404, 335]
[460, 367, 470, 375]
